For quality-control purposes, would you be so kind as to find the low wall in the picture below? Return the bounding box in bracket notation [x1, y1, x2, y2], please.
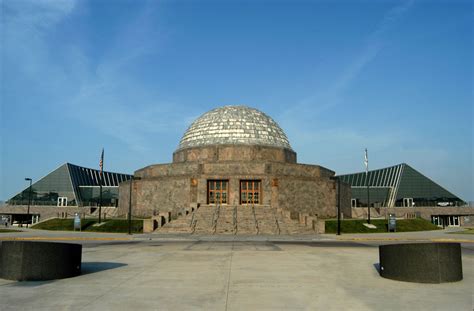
[351, 206, 474, 225]
[0, 205, 117, 221]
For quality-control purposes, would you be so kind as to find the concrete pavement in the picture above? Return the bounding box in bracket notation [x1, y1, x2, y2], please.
[0, 229, 473, 310]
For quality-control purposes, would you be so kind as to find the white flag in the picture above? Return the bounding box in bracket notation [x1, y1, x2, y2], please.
[364, 148, 368, 173]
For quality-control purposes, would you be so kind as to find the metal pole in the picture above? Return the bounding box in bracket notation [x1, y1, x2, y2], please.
[365, 148, 370, 224]
[25, 178, 32, 228]
[367, 172, 370, 224]
[128, 177, 133, 235]
[337, 177, 341, 235]
[99, 174, 102, 224]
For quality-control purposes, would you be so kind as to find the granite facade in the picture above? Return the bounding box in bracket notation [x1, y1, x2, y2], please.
[173, 144, 296, 164]
[118, 144, 351, 219]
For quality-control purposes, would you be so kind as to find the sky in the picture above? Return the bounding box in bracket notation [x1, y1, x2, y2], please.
[1, 0, 472, 201]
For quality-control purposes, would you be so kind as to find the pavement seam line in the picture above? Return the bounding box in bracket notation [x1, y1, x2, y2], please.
[225, 240, 235, 311]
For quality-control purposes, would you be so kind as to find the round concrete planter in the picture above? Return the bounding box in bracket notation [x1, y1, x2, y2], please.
[0, 241, 82, 281]
[379, 243, 462, 283]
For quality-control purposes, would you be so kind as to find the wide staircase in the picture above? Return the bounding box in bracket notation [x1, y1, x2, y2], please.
[157, 204, 315, 235]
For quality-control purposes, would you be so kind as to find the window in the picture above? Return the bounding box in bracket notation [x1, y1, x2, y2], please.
[207, 180, 228, 204]
[240, 180, 261, 205]
[57, 197, 68, 207]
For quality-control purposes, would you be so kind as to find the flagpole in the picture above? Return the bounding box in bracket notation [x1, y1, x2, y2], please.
[365, 148, 370, 224]
[99, 148, 104, 224]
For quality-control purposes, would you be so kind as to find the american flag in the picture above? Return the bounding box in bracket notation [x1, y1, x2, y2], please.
[99, 148, 104, 172]
[364, 148, 368, 173]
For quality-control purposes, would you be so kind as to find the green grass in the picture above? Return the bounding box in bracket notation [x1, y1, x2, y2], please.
[449, 228, 474, 234]
[325, 218, 441, 234]
[32, 218, 97, 231]
[0, 229, 21, 233]
[31, 218, 143, 233]
[86, 219, 143, 233]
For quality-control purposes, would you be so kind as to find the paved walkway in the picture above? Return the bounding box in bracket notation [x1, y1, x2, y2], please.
[0, 229, 473, 310]
[1, 226, 473, 243]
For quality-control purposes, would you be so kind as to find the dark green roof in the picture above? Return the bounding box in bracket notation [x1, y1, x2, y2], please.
[7, 163, 131, 206]
[337, 163, 463, 207]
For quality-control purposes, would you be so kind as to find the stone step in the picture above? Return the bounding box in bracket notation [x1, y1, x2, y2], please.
[157, 204, 316, 235]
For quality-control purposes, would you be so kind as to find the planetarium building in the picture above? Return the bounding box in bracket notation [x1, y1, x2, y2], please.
[119, 106, 350, 234]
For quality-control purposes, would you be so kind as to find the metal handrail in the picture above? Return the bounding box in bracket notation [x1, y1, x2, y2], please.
[233, 206, 237, 234]
[212, 203, 220, 234]
[190, 210, 195, 227]
[191, 219, 197, 234]
[252, 204, 259, 234]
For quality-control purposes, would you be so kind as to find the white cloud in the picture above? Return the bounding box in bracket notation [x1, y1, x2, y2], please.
[2, 0, 190, 153]
[2, 0, 77, 78]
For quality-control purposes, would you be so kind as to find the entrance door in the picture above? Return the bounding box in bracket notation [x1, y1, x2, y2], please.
[431, 216, 443, 227]
[448, 216, 460, 227]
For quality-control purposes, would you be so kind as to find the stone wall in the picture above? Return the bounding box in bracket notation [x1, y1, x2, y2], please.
[173, 145, 297, 164]
[118, 177, 192, 218]
[136, 163, 200, 178]
[0, 205, 90, 220]
[118, 156, 341, 219]
[338, 181, 352, 218]
[277, 177, 337, 218]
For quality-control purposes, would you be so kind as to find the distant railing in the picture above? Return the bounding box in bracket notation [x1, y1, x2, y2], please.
[212, 203, 220, 234]
[5, 201, 117, 207]
[191, 219, 197, 234]
[252, 204, 259, 235]
[233, 206, 237, 234]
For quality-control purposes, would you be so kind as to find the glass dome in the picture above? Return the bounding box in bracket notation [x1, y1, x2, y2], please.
[177, 106, 292, 150]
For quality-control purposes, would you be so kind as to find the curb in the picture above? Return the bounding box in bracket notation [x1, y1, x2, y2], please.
[0, 237, 133, 241]
[335, 237, 474, 243]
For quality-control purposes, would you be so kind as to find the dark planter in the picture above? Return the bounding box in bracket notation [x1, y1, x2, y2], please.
[0, 241, 82, 281]
[379, 243, 462, 283]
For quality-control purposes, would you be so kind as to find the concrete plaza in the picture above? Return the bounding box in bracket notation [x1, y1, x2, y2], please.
[0, 229, 473, 310]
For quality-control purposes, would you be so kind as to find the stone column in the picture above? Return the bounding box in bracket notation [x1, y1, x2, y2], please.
[229, 178, 240, 205]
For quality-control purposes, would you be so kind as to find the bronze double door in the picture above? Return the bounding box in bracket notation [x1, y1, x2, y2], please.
[207, 180, 261, 205]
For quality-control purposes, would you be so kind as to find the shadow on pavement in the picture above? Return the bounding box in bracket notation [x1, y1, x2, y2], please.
[3, 280, 55, 287]
[373, 263, 381, 274]
[81, 262, 127, 275]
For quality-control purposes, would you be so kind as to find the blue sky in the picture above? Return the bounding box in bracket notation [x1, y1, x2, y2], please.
[1, 0, 472, 201]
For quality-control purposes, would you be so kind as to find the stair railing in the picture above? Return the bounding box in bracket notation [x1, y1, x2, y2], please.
[191, 219, 197, 234]
[190, 209, 196, 227]
[252, 203, 259, 235]
[233, 205, 237, 234]
[273, 207, 281, 235]
[212, 202, 220, 234]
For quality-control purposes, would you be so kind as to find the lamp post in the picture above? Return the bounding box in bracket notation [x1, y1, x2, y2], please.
[330, 176, 341, 235]
[25, 178, 32, 228]
[128, 176, 141, 235]
[365, 148, 370, 224]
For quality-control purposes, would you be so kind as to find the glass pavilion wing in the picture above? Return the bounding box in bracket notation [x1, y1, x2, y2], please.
[7, 163, 132, 206]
